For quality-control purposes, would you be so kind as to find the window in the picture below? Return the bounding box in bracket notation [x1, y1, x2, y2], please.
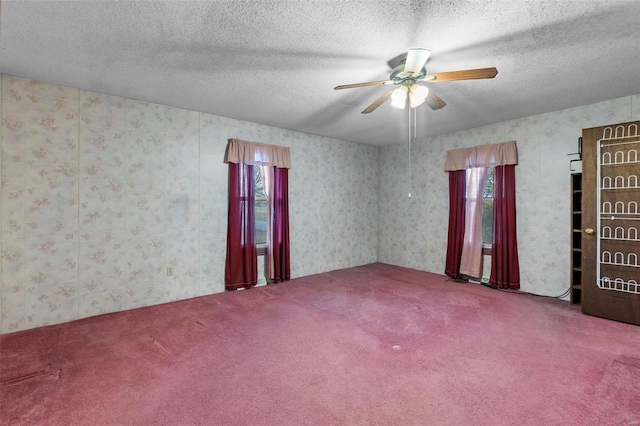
[481, 167, 494, 246]
[444, 141, 519, 286]
[225, 139, 291, 289]
[254, 166, 268, 247]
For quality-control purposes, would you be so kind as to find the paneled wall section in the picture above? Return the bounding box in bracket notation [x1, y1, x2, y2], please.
[0, 75, 380, 333]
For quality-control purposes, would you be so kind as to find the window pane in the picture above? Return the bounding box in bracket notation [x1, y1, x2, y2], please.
[255, 200, 267, 245]
[254, 167, 267, 245]
[482, 167, 494, 246]
[254, 167, 266, 199]
[483, 167, 494, 198]
[482, 199, 494, 245]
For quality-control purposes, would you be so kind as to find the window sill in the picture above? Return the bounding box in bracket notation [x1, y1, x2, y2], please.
[257, 245, 267, 256]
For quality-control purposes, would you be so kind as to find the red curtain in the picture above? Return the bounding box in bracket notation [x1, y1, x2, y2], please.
[490, 165, 520, 289]
[271, 167, 290, 282]
[445, 170, 467, 279]
[225, 163, 258, 290]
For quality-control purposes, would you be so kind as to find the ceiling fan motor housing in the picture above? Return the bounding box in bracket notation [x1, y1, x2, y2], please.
[390, 62, 427, 87]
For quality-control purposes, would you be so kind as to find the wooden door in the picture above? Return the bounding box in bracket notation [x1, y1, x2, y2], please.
[582, 120, 640, 325]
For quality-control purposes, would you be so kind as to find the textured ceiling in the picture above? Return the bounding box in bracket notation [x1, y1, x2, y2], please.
[1, 1, 639, 146]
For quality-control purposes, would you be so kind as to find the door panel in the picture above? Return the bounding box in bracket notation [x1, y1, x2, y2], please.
[582, 121, 640, 325]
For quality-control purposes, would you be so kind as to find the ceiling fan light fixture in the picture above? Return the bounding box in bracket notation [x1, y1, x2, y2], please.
[409, 95, 425, 109]
[391, 86, 408, 109]
[411, 84, 429, 100]
[409, 84, 429, 108]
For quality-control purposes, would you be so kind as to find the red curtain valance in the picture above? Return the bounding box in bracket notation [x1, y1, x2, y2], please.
[444, 140, 517, 171]
[225, 139, 291, 169]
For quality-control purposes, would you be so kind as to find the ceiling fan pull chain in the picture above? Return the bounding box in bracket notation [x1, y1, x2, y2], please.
[408, 106, 412, 199]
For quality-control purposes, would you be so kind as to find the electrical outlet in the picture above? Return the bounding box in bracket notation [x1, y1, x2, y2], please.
[167, 266, 174, 276]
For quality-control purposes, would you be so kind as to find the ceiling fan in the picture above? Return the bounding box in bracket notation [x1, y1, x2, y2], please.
[334, 48, 498, 114]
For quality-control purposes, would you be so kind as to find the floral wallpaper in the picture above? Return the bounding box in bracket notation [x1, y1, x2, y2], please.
[1, 73, 638, 333]
[0, 75, 379, 333]
[1, 78, 81, 331]
[78, 91, 126, 318]
[379, 94, 640, 297]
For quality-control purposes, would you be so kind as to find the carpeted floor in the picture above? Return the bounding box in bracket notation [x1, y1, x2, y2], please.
[1, 263, 639, 425]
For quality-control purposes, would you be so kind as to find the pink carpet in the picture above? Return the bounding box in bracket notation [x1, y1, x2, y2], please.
[1, 263, 639, 425]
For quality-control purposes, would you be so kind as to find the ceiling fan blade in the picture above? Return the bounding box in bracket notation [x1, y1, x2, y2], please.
[422, 67, 498, 82]
[424, 91, 447, 110]
[404, 48, 431, 75]
[334, 80, 393, 90]
[362, 90, 393, 114]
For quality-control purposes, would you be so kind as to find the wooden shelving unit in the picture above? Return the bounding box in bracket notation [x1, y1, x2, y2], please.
[570, 173, 583, 304]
